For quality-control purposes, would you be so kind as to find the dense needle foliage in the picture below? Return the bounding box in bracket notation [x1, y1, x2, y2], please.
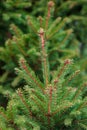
[0, 1, 87, 130]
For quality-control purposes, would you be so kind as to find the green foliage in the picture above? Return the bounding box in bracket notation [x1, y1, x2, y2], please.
[0, 1, 80, 97]
[0, 54, 87, 129]
[0, 1, 87, 129]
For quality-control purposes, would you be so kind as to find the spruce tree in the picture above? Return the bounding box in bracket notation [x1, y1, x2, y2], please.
[0, 0, 79, 98]
[0, 1, 87, 130]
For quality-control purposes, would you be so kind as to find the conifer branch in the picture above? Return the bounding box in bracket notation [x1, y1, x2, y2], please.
[47, 17, 62, 39]
[61, 87, 72, 100]
[30, 96, 46, 114]
[47, 17, 69, 39]
[13, 36, 27, 56]
[51, 102, 73, 116]
[0, 1, 87, 129]
[48, 85, 53, 115]
[38, 28, 50, 87]
[47, 85, 53, 129]
[27, 16, 37, 33]
[77, 97, 87, 111]
[10, 24, 23, 37]
[67, 70, 80, 83]
[45, 1, 54, 30]
[30, 89, 46, 103]
[0, 110, 19, 130]
[64, 70, 80, 86]
[72, 82, 87, 100]
[58, 59, 72, 78]
[58, 29, 73, 48]
[17, 88, 32, 118]
[20, 57, 44, 92]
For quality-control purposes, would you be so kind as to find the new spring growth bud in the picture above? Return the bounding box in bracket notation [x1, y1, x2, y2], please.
[17, 88, 22, 96]
[46, 1, 55, 29]
[20, 57, 26, 69]
[48, 1, 55, 8]
[38, 28, 45, 49]
[38, 28, 44, 36]
[54, 79, 58, 84]
[64, 59, 72, 66]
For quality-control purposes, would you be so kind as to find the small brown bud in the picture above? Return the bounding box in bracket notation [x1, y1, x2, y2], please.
[38, 28, 44, 36]
[64, 59, 72, 65]
[54, 79, 58, 84]
[48, 1, 54, 7]
[20, 58, 27, 69]
[17, 88, 22, 96]
[20, 58, 26, 64]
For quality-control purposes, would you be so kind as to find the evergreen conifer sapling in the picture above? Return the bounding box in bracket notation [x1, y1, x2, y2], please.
[0, 1, 87, 130]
